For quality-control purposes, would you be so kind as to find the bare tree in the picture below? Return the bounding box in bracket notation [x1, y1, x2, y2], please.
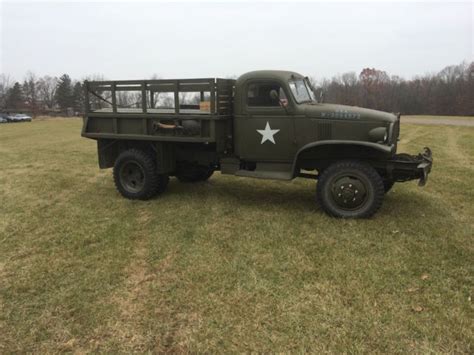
[37, 76, 59, 109]
[116, 91, 132, 107]
[0, 74, 13, 109]
[22, 71, 39, 114]
[438, 62, 466, 83]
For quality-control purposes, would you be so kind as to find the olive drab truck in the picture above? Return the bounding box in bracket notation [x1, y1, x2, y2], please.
[81, 70, 433, 218]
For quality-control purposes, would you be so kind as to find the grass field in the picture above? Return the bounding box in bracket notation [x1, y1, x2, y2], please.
[0, 117, 473, 352]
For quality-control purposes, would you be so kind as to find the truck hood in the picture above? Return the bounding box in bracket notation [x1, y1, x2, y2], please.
[303, 103, 398, 123]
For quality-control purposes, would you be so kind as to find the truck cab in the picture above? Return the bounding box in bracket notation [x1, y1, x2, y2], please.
[81, 70, 432, 218]
[227, 71, 401, 175]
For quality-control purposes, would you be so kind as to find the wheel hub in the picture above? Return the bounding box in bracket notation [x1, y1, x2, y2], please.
[120, 161, 145, 193]
[331, 177, 367, 210]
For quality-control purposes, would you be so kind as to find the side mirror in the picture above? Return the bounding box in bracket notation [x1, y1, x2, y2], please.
[269, 89, 279, 101]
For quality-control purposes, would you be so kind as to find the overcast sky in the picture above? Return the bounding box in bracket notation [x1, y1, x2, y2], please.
[1, 1, 472, 81]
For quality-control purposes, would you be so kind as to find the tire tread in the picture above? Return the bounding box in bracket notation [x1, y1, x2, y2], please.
[113, 148, 165, 200]
[316, 161, 385, 218]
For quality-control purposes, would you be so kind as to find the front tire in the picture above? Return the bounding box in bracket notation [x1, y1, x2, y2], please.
[316, 161, 385, 218]
[113, 149, 168, 200]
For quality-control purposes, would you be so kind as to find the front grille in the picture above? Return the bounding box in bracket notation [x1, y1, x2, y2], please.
[391, 118, 400, 149]
[393, 119, 400, 140]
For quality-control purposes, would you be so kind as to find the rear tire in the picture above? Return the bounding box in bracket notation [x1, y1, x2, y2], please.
[316, 161, 385, 218]
[113, 149, 168, 200]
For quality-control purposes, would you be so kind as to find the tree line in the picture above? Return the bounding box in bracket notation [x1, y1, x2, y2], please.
[0, 73, 85, 115]
[0, 61, 472, 116]
[312, 61, 473, 116]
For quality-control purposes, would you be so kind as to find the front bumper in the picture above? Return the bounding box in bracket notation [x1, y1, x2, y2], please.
[387, 147, 433, 186]
[416, 147, 433, 186]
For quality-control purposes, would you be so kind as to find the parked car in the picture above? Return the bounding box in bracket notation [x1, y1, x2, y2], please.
[7, 113, 32, 122]
[0, 114, 9, 123]
[1, 113, 31, 122]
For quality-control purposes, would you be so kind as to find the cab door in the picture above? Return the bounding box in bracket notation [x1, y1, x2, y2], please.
[235, 80, 295, 162]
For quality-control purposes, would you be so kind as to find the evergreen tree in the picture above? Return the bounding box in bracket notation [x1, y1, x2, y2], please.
[6, 82, 24, 110]
[22, 72, 38, 112]
[55, 74, 74, 110]
[72, 82, 84, 113]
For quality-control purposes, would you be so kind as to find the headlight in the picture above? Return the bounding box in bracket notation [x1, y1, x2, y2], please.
[368, 127, 388, 143]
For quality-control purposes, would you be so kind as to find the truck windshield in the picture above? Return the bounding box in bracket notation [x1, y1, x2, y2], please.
[289, 79, 315, 104]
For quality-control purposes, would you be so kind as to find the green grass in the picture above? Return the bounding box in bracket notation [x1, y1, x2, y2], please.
[0, 117, 473, 352]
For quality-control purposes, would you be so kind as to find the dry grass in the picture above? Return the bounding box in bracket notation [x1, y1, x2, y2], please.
[0, 117, 473, 352]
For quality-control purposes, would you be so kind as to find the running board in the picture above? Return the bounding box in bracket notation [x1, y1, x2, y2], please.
[234, 170, 293, 180]
[234, 163, 294, 181]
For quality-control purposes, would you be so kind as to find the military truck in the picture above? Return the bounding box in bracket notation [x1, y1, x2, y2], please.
[81, 70, 432, 218]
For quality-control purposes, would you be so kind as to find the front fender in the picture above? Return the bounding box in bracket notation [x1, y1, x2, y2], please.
[291, 140, 395, 177]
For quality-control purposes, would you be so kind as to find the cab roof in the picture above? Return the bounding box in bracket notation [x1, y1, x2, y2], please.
[236, 70, 305, 86]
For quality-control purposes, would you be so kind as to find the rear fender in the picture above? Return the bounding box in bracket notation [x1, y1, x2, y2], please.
[97, 139, 175, 173]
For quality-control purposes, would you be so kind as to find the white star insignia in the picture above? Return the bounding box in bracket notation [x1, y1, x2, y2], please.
[257, 121, 280, 144]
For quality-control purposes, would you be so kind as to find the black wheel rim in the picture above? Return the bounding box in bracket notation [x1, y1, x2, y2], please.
[119, 161, 145, 193]
[330, 174, 369, 211]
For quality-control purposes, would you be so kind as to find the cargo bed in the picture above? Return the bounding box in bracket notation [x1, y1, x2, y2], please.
[81, 78, 235, 144]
